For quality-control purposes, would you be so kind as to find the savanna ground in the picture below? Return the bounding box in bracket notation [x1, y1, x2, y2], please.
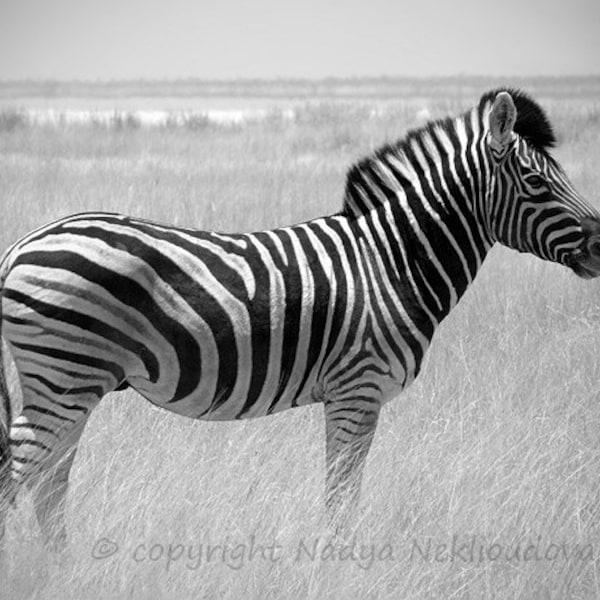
[1, 78, 600, 599]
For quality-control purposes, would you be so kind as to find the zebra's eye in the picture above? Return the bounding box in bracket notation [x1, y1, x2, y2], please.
[527, 175, 547, 190]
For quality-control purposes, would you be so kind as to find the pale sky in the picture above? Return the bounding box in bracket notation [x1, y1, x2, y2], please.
[0, 0, 598, 80]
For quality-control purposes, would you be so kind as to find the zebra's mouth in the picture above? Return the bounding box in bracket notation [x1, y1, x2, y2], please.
[566, 238, 600, 279]
[569, 259, 600, 279]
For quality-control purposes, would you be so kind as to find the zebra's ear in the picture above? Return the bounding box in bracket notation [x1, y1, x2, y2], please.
[489, 91, 517, 150]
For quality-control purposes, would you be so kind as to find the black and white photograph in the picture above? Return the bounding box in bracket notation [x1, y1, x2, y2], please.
[1, 0, 599, 597]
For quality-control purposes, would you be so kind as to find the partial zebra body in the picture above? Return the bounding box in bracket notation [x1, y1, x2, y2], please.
[1, 89, 600, 547]
[2, 211, 419, 422]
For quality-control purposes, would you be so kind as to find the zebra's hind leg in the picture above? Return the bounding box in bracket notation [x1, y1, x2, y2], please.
[26, 434, 83, 550]
[323, 397, 380, 536]
[0, 443, 15, 553]
[11, 390, 99, 550]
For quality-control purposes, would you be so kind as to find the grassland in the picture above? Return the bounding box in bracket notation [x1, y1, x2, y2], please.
[0, 80, 600, 599]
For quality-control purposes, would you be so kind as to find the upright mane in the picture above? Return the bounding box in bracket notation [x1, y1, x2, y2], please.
[341, 115, 456, 217]
[341, 89, 556, 217]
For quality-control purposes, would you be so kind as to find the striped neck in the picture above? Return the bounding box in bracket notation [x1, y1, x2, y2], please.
[341, 106, 494, 323]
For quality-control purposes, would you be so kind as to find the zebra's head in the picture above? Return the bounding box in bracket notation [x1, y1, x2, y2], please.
[484, 89, 600, 279]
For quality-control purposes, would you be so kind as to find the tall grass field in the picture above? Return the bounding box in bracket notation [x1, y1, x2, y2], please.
[1, 79, 600, 599]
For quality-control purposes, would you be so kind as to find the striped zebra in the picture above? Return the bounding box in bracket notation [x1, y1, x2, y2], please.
[1, 89, 600, 547]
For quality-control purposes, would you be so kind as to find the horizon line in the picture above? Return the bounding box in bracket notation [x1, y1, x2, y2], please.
[2, 74, 600, 86]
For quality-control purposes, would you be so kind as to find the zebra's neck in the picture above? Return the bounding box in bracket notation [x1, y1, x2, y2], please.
[342, 107, 494, 328]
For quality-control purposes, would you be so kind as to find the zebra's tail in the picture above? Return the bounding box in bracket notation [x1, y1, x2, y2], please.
[0, 258, 12, 501]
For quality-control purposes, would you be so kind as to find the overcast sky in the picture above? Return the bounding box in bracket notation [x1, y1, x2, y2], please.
[0, 0, 598, 80]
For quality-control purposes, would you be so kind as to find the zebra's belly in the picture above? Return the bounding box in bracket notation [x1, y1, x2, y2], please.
[128, 364, 322, 422]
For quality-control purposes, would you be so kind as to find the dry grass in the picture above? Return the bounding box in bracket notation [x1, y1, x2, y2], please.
[0, 88, 600, 599]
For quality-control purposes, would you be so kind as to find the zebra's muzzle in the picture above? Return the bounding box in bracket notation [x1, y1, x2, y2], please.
[566, 230, 600, 279]
[568, 254, 600, 279]
[564, 216, 600, 278]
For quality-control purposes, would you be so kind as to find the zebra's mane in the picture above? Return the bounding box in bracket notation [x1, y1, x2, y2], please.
[341, 88, 556, 217]
[479, 88, 556, 151]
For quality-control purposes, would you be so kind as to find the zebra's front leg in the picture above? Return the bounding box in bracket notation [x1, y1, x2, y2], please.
[323, 396, 381, 535]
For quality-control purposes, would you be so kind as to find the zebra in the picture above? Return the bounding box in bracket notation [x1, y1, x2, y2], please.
[1, 89, 600, 547]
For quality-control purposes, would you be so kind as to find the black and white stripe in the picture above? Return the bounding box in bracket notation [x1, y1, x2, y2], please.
[1, 89, 599, 543]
